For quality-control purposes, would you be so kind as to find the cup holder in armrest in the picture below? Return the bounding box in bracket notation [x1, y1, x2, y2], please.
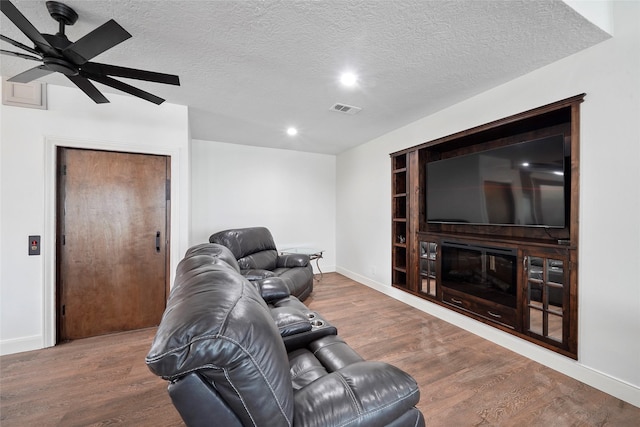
[282, 314, 338, 352]
[310, 319, 325, 328]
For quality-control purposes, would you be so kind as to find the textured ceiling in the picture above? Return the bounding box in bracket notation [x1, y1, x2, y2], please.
[1, 1, 609, 154]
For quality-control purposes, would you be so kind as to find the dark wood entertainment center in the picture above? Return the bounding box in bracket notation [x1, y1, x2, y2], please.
[391, 94, 584, 358]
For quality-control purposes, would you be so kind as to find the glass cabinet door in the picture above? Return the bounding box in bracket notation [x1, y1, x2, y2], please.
[419, 241, 437, 298]
[525, 255, 567, 344]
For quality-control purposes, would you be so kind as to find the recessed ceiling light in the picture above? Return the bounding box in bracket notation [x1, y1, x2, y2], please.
[286, 127, 298, 136]
[340, 72, 357, 87]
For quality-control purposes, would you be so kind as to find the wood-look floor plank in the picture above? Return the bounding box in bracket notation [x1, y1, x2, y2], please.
[1, 273, 638, 426]
[307, 274, 639, 427]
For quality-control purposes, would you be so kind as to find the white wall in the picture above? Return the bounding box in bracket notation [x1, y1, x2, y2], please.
[336, 1, 640, 406]
[190, 140, 336, 273]
[0, 85, 190, 355]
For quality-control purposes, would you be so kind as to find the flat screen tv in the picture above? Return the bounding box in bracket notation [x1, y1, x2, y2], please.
[426, 134, 566, 228]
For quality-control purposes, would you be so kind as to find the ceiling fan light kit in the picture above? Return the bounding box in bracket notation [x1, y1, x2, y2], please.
[0, 0, 180, 105]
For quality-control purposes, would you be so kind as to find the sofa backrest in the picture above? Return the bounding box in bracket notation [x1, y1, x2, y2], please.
[210, 227, 279, 271]
[146, 262, 294, 426]
[182, 243, 241, 273]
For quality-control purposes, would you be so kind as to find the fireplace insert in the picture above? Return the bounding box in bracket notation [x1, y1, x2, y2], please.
[441, 242, 517, 308]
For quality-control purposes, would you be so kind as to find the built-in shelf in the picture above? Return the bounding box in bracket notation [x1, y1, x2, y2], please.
[390, 95, 584, 359]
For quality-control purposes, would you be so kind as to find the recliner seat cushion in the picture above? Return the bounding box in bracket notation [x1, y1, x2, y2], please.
[293, 361, 421, 427]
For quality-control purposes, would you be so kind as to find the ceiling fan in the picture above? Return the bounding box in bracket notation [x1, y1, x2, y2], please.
[0, 0, 180, 104]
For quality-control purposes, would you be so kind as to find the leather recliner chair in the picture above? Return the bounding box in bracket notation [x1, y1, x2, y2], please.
[209, 227, 314, 301]
[146, 243, 425, 427]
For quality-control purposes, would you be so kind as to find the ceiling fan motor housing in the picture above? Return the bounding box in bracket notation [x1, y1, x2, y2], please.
[46, 1, 78, 28]
[44, 56, 78, 76]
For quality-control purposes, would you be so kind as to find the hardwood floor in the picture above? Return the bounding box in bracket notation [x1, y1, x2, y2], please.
[1, 273, 638, 426]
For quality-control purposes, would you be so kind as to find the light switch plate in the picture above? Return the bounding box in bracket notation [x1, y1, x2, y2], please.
[29, 235, 41, 256]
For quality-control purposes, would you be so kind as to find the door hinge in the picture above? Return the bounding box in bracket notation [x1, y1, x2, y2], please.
[61, 305, 65, 316]
[62, 235, 65, 245]
[166, 179, 171, 201]
[61, 164, 67, 176]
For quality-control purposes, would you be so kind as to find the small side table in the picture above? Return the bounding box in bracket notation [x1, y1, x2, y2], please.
[280, 248, 324, 280]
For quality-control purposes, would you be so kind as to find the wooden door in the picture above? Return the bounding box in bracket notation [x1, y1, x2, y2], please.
[56, 148, 170, 341]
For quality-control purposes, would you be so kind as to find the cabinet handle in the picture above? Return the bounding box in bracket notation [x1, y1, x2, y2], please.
[450, 297, 463, 304]
[155, 231, 161, 253]
[487, 311, 502, 318]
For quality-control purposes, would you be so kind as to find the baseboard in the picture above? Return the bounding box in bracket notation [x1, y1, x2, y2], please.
[0, 334, 43, 356]
[312, 264, 336, 277]
[335, 266, 640, 408]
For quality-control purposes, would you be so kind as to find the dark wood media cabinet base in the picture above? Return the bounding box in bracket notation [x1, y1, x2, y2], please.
[442, 289, 518, 329]
[391, 95, 583, 359]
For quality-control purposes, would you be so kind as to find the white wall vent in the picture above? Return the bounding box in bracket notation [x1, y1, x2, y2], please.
[2, 79, 47, 110]
[330, 103, 362, 115]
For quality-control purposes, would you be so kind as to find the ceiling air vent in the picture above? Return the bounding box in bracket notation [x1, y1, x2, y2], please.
[330, 103, 362, 115]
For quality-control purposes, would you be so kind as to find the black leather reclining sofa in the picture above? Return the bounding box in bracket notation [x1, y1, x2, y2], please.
[210, 227, 314, 301]
[146, 243, 425, 427]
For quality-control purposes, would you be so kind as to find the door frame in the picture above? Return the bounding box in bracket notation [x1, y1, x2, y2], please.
[43, 136, 185, 348]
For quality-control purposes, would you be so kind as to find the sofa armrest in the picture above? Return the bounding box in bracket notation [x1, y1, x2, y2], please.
[277, 254, 309, 268]
[283, 323, 339, 353]
[270, 307, 312, 337]
[294, 361, 420, 427]
[256, 277, 291, 302]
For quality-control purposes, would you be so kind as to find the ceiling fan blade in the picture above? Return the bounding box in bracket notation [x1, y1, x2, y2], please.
[85, 72, 165, 105]
[0, 0, 57, 56]
[82, 62, 180, 86]
[1, 48, 41, 61]
[1, 34, 40, 56]
[7, 65, 53, 83]
[67, 75, 109, 104]
[63, 19, 131, 64]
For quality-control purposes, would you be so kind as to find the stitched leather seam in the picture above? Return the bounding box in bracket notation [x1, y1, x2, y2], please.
[224, 368, 257, 427]
[146, 288, 244, 363]
[200, 338, 293, 426]
[161, 364, 220, 381]
[146, 333, 223, 362]
[219, 297, 292, 426]
[311, 340, 344, 355]
[220, 336, 292, 423]
[412, 410, 421, 427]
[336, 372, 362, 416]
[336, 387, 420, 427]
[290, 365, 326, 380]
